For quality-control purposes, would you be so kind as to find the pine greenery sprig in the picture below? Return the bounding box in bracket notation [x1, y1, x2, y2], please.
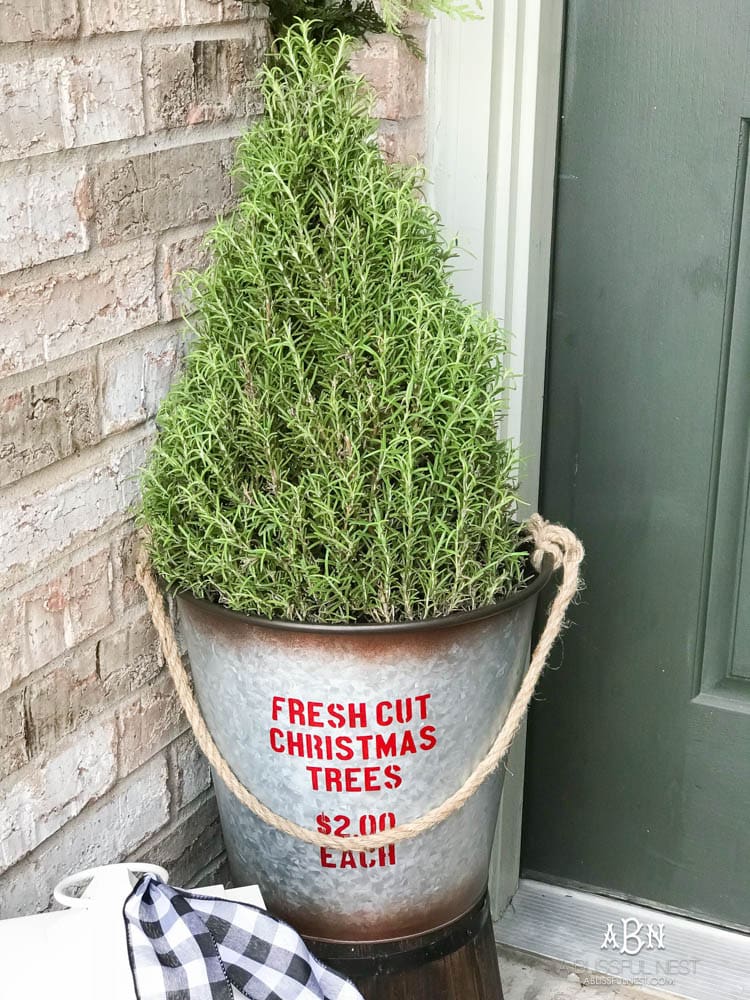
[140, 22, 526, 624]
[258, 0, 480, 46]
[379, 0, 480, 32]
[262, 1, 390, 47]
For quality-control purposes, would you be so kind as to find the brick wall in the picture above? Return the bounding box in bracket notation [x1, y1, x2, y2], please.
[0, 4, 425, 919]
[351, 24, 426, 165]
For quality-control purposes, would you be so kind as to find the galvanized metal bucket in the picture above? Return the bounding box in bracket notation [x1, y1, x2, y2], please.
[177, 556, 552, 943]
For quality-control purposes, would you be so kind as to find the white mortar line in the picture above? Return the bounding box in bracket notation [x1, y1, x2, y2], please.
[0, 118, 254, 181]
[0, 419, 154, 505]
[0, 17, 266, 63]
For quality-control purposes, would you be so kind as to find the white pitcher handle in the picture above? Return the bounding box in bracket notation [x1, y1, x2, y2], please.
[53, 863, 169, 909]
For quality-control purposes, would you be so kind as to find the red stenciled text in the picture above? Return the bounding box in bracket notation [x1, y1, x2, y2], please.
[271, 695, 431, 729]
[316, 812, 397, 869]
[268, 694, 438, 870]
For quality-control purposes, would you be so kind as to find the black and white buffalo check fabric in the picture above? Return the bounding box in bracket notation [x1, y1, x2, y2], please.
[123, 874, 363, 1000]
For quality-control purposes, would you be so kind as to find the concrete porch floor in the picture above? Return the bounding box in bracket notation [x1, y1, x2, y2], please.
[499, 946, 683, 1000]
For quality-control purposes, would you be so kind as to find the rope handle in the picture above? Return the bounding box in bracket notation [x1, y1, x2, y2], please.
[136, 514, 583, 852]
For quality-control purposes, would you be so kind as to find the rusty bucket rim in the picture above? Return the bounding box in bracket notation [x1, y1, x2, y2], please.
[174, 550, 554, 635]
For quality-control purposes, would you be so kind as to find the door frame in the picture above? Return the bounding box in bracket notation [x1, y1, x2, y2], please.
[426, 11, 750, 995]
[425, 0, 565, 913]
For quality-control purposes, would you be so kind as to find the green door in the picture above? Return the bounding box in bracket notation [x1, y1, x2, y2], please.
[523, 0, 750, 929]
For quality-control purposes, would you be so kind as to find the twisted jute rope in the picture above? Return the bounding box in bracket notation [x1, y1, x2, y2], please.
[136, 514, 583, 852]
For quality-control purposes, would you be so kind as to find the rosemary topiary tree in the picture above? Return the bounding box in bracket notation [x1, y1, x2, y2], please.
[140, 22, 526, 624]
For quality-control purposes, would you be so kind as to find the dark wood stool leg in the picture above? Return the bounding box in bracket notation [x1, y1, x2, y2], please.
[307, 892, 503, 1000]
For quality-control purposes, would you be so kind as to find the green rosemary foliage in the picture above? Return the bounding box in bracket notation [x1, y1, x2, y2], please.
[140, 23, 526, 624]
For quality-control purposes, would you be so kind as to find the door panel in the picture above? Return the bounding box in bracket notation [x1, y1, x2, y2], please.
[524, 0, 750, 928]
[734, 558, 750, 680]
[701, 126, 750, 693]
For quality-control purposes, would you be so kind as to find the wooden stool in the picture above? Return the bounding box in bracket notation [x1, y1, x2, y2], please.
[307, 892, 503, 1000]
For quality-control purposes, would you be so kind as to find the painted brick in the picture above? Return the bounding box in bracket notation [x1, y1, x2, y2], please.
[0, 688, 27, 783]
[0, 717, 117, 875]
[101, 332, 184, 435]
[23, 549, 113, 682]
[0, 551, 112, 696]
[0, 558, 110, 696]
[0, 754, 169, 919]
[350, 34, 425, 121]
[0, 601, 24, 694]
[0, 435, 150, 582]
[0, 1, 278, 915]
[81, 0, 180, 34]
[0, 162, 89, 275]
[0, 242, 157, 377]
[191, 853, 230, 890]
[117, 670, 186, 776]
[0, 0, 79, 43]
[114, 525, 147, 611]
[24, 646, 97, 758]
[171, 731, 211, 810]
[112, 527, 187, 626]
[91, 140, 235, 245]
[0, 59, 65, 161]
[95, 612, 163, 695]
[145, 35, 265, 130]
[24, 612, 162, 757]
[222, 0, 250, 21]
[378, 117, 426, 164]
[132, 796, 223, 887]
[158, 231, 210, 321]
[0, 49, 143, 163]
[58, 46, 145, 148]
[183, 0, 223, 25]
[0, 365, 100, 487]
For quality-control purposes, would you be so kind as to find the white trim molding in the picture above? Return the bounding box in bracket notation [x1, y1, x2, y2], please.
[426, 0, 564, 912]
